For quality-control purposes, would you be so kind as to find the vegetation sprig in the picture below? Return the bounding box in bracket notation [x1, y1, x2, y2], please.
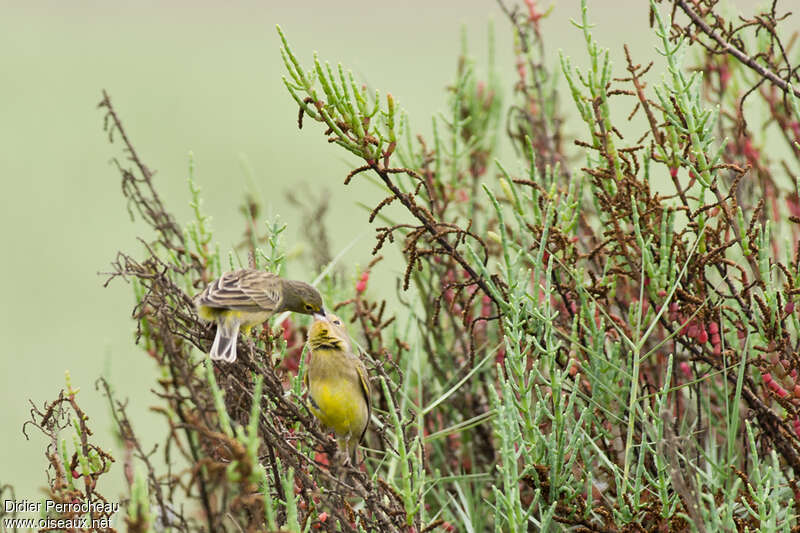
[16, 0, 800, 530]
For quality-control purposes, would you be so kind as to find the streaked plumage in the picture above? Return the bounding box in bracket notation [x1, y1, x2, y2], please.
[195, 269, 324, 362]
[305, 313, 371, 464]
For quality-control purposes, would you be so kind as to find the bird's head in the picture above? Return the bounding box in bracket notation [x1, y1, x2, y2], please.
[282, 280, 325, 316]
[308, 313, 349, 351]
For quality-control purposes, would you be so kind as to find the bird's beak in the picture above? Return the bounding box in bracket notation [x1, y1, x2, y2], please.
[313, 308, 327, 321]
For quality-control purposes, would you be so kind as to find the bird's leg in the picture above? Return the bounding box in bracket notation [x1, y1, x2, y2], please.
[244, 336, 257, 361]
[323, 431, 339, 468]
[341, 434, 353, 467]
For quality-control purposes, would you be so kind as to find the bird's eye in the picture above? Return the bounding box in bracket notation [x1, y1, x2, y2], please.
[304, 304, 314, 311]
[333, 319, 341, 325]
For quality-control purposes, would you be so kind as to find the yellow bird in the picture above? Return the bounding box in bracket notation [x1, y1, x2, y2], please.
[196, 269, 324, 362]
[305, 313, 371, 464]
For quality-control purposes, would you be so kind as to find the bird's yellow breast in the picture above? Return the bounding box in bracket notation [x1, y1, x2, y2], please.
[306, 349, 368, 440]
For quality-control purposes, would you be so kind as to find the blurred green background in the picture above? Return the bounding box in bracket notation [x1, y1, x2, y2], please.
[0, 0, 783, 503]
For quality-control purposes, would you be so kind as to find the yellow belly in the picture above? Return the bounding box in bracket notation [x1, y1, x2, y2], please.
[308, 377, 368, 441]
[198, 307, 271, 331]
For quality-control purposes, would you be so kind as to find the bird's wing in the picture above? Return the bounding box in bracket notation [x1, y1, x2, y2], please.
[196, 269, 280, 312]
[238, 269, 283, 311]
[354, 355, 371, 444]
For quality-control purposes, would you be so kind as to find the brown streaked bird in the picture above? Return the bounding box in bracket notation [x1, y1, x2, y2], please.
[305, 313, 371, 465]
[195, 269, 324, 362]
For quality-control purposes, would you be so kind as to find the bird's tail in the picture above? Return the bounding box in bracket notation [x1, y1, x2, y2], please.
[209, 317, 241, 362]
